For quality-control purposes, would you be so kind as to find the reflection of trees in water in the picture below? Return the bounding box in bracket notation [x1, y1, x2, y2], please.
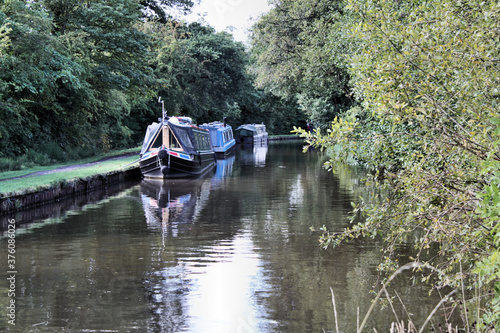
[144, 263, 191, 332]
[140, 178, 207, 332]
[228, 143, 442, 332]
[235, 143, 362, 331]
[139, 174, 245, 332]
[0, 142, 450, 332]
[0, 180, 139, 232]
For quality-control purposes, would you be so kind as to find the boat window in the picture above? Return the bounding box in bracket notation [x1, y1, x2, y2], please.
[150, 130, 163, 150]
[194, 131, 203, 150]
[193, 131, 200, 149]
[203, 133, 211, 150]
[175, 128, 194, 149]
[169, 131, 182, 150]
[193, 129, 211, 150]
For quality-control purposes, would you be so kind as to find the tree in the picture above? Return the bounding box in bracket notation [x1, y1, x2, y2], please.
[140, 0, 196, 23]
[0, 0, 156, 157]
[0, 0, 94, 155]
[249, 0, 354, 129]
[293, 0, 500, 328]
[145, 21, 254, 125]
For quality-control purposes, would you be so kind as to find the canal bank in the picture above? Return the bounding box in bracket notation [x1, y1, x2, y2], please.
[0, 136, 302, 216]
[0, 153, 141, 215]
[268, 134, 304, 141]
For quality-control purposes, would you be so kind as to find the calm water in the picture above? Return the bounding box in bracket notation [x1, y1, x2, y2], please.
[1, 142, 442, 332]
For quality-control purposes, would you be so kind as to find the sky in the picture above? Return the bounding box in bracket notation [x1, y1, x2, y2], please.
[182, 0, 273, 44]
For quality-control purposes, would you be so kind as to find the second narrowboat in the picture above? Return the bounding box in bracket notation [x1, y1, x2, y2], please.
[199, 119, 236, 157]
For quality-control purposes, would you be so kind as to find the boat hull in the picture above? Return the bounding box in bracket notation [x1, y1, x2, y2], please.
[213, 141, 236, 157]
[235, 133, 268, 145]
[140, 151, 215, 179]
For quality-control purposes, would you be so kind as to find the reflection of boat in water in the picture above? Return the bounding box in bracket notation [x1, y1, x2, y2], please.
[234, 123, 268, 145]
[199, 119, 236, 157]
[139, 108, 215, 178]
[238, 141, 268, 167]
[140, 177, 212, 237]
[215, 154, 235, 179]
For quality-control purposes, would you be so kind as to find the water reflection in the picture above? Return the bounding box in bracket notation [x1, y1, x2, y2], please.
[0, 142, 447, 333]
[0, 180, 139, 234]
[214, 154, 235, 180]
[140, 178, 213, 238]
[184, 233, 264, 332]
[238, 142, 268, 167]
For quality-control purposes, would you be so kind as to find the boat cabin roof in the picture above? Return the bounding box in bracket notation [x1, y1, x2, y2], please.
[140, 118, 212, 156]
[235, 123, 267, 134]
[199, 121, 232, 131]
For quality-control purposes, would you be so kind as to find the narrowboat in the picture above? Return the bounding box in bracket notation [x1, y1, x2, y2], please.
[139, 116, 215, 179]
[199, 119, 236, 157]
[234, 123, 268, 145]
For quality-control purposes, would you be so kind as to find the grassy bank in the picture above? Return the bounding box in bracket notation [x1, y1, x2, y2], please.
[0, 149, 140, 196]
[0, 148, 139, 181]
[268, 134, 304, 141]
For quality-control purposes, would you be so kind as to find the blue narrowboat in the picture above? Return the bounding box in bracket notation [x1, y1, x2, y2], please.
[199, 120, 236, 157]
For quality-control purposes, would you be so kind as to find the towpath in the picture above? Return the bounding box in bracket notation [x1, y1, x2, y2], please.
[0, 152, 137, 182]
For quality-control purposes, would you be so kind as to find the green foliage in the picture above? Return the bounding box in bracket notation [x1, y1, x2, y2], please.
[137, 19, 297, 134]
[144, 21, 251, 124]
[285, 0, 500, 327]
[256, 92, 307, 134]
[249, 0, 355, 129]
[0, 0, 299, 170]
[140, 0, 195, 23]
[0, 0, 149, 156]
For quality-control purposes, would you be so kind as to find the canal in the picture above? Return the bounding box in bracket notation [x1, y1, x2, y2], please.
[2, 142, 442, 332]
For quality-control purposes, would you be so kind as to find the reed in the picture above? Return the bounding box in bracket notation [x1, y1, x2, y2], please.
[328, 262, 497, 333]
[331, 287, 339, 333]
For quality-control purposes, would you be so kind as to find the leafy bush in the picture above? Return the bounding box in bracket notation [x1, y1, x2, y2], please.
[38, 142, 66, 162]
[288, 0, 500, 328]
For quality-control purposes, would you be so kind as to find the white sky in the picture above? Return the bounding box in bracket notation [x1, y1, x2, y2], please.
[182, 0, 272, 44]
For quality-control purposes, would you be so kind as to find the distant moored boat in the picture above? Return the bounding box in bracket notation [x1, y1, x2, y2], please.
[234, 123, 268, 145]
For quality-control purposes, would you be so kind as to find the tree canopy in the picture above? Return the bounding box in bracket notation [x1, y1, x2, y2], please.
[251, 0, 500, 328]
[249, 0, 354, 129]
[1, 0, 499, 328]
[0, 0, 301, 165]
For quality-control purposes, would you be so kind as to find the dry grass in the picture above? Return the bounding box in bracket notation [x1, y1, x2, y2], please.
[328, 262, 498, 333]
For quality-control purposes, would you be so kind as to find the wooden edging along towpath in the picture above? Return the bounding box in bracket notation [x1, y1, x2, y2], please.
[0, 166, 141, 215]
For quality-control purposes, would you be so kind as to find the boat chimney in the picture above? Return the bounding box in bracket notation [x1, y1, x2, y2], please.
[223, 117, 227, 127]
[158, 97, 165, 123]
